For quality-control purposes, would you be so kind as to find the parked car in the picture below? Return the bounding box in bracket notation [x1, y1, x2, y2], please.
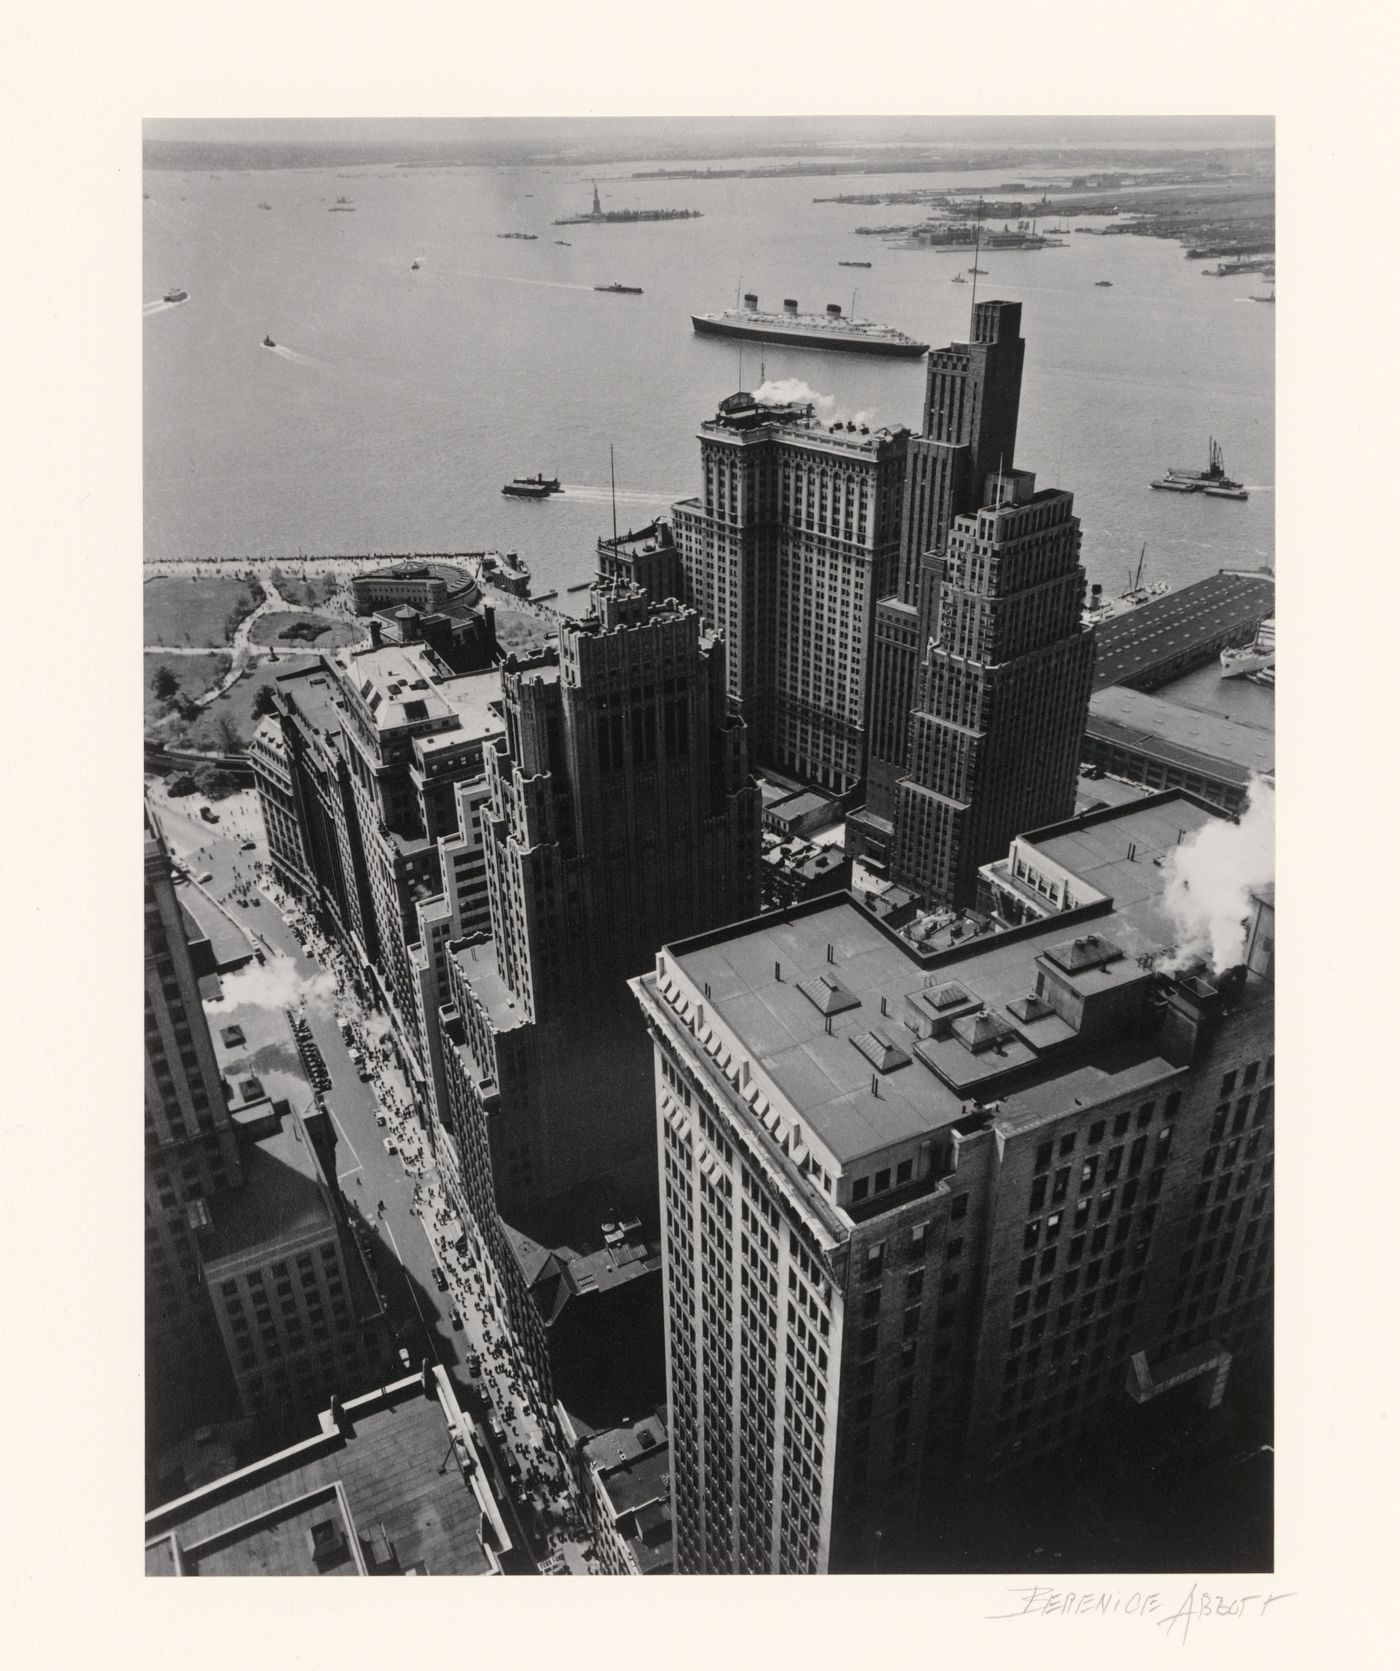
[432, 1266, 448, 1291]
[449, 1309, 464, 1331]
[240, 839, 256, 851]
[197, 872, 213, 884]
[383, 1139, 398, 1156]
[200, 806, 219, 823]
[375, 1112, 387, 1128]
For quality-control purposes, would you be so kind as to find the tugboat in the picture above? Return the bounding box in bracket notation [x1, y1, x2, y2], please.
[163, 287, 188, 304]
[951, 272, 967, 284]
[410, 259, 420, 270]
[262, 335, 276, 348]
[511, 474, 562, 494]
[595, 282, 643, 294]
[1095, 279, 1113, 287]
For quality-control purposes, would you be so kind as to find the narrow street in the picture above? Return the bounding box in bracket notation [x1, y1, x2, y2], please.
[146, 776, 600, 1572]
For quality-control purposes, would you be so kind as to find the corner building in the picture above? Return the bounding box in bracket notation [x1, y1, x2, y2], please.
[632, 792, 1273, 1573]
[672, 393, 908, 794]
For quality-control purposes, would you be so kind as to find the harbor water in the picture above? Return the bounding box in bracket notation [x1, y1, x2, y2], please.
[144, 157, 1273, 612]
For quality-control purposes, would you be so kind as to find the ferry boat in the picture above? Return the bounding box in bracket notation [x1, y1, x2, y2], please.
[692, 292, 927, 359]
[1220, 617, 1275, 679]
[596, 282, 643, 294]
[512, 474, 562, 494]
[502, 480, 551, 499]
[163, 287, 188, 303]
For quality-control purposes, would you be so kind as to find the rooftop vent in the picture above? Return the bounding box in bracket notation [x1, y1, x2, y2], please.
[1043, 932, 1125, 975]
[923, 980, 971, 1012]
[852, 1027, 912, 1073]
[796, 974, 862, 1018]
[1009, 993, 1054, 1023]
[951, 1007, 1017, 1055]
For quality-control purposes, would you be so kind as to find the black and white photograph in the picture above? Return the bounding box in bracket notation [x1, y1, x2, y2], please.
[13, 6, 1393, 1660]
[138, 110, 1276, 1578]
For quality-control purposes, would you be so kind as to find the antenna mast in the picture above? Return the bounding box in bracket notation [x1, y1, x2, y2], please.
[969, 197, 983, 323]
[610, 444, 618, 546]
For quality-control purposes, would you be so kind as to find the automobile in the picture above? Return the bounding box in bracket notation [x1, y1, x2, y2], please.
[200, 806, 219, 823]
[240, 839, 256, 851]
[383, 1139, 398, 1156]
[431, 1266, 448, 1291]
[449, 1309, 464, 1331]
[397, 1345, 413, 1370]
[197, 872, 213, 884]
[375, 1112, 387, 1128]
[467, 1354, 482, 1376]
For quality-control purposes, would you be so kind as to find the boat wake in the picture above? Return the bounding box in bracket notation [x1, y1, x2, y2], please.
[456, 269, 596, 294]
[264, 344, 319, 368]
[144, 299, 181, 316]
[558, 484, 682, 508]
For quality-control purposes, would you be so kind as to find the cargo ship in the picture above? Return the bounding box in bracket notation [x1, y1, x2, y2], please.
[692, 292, 928, 358]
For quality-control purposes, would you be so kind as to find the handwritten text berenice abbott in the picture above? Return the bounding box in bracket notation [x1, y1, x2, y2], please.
[990, 1584, 1295, 1643]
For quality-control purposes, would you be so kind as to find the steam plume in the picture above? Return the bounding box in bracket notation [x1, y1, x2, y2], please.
[206, 957, 339, 1019]
[753, 378, 877, 430]
[1160, 776, 1274, 974]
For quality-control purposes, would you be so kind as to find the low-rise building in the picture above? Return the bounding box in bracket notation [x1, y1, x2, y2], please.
[1081, 685, 1274, 814]
[579, 1407, 674, 1574]
[145, 1367, 522, 1576]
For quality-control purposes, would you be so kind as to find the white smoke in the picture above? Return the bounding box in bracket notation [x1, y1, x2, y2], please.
[205, 957, 339, 1019]
[1160, 776, 1275, 975]
[752, 378, 878, 430]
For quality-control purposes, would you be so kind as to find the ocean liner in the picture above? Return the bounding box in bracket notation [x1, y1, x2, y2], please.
[691, 292, 927, 358]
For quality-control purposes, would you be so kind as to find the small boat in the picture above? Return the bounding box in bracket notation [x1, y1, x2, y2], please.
[1095, 279, 1113, 287]
[1202, 483, 1249, 501]
[163, 287, 188, 304]
[262, 335, 276, 348]
[595, 282, 643, 294]
[512, 475, 562, 494]
[498, 232, 538, 240]
[554, 240, 572, 246]
[968, 265, 987, 275]
[502, 481, 551, 499]
[257, 202, 272, 211]
[1250, 292, 1275, 304]
[951, 272, 967, 284]
[838, 260, 872, 268]
[410, 259, 421, 270]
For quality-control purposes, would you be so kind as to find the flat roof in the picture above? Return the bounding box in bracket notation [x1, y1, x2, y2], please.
[145, 1377, 500, 1576]
[179, 886, 256, 972]
[664, 799, 1223, 1168]
[1087, 686, 1275, 783]
[204, 963, 317, 1114]
[1092, 571, 1274, 690]
[1026, 792, 1219, 910]
[201, 1116, 335, 1264]
[332, 645, 503, 739]
[449, 937, 527, 1032]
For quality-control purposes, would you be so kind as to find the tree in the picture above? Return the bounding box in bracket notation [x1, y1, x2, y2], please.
[252, 683, 278, 720]
[152, 664, 180, 703]
[215, 715, 244, 754]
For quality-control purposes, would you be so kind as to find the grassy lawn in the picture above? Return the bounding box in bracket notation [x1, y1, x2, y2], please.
[145, 652, 232, 737]
[496, 608, 555, 657]
[176, 653, 324, 752]
[144, 575, 265, 648]
[248, 611, 360, 649]
[270, 569, 342, 610]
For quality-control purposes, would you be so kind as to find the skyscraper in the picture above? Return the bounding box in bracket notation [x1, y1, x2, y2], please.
[854, 301, 1026, 854]
[430, 581, 760, 1419]
[671, 392, 908, 794]
[632, 791, 1273, 1574]
[891, 469, 1094, 907]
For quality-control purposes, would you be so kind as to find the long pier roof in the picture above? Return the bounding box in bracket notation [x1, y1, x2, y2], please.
[1092, 570, 1274, 691]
